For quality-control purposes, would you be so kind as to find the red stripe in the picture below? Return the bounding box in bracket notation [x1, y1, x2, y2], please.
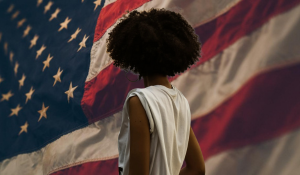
[81, 65, 145, 123]
[50, 158, 119, 175]
[83, 0, 299, 123]
[192, 62, 300, 160]
[93, 0, 150, 42]
[168, 0, 300, 82]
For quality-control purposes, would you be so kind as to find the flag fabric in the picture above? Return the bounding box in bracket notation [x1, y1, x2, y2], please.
[1, 0, 300, 175]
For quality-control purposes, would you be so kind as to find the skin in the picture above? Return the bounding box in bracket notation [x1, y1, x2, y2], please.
[128, 74, 205, 175]
[142, 74, 173, 89]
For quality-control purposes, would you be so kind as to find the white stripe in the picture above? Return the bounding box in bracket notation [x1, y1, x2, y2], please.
[205, 127, 300, 175]
[103, 0, 117, 8]
[0, 112, 122, 175]
[172, 3, 300, 119]
[86, 0, 241, 82]
[2, 2, 300, 175]
[180, 0, 241, 28]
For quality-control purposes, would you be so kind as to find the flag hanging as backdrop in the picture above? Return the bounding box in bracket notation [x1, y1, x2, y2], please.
[1, 0, 300, 174]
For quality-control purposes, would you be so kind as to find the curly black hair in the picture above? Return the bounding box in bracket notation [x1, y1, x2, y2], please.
[106, 8, 202, 80]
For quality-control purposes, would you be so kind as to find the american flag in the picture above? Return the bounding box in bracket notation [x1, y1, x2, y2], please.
[1, 0, 300, 174]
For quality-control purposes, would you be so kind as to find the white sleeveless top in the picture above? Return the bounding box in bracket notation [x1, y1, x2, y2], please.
[118, 84, 191, 175]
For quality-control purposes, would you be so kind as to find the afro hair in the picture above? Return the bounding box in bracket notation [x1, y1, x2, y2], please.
[106, 8, 202, 80]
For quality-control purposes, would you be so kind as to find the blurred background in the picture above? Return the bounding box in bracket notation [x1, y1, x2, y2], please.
[0, 0, 300, 174]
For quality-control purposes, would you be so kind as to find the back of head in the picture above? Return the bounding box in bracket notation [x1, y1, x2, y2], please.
[106, 8, 202, 80]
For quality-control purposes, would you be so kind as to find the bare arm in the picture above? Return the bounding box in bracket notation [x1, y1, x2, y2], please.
[179, 126, 205, 175]
[128, 96, 151, 175]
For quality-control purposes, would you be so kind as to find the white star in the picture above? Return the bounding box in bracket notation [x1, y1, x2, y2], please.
[42, 54, 53, 71]
[9, 51, 14, 63]
[19, 121, 29, 135]
[94, 0, 101, 11]
[17, 18, 26, 28]
[68, 28, 81, 43]
[53, 67, 63, 86]
[44, 1, 53, 14]
[77, 34, 89, 52]
[9, 104, 22, 117]
[1, 91, 13, 102]
[38, 103, 49, 122]
[65, 82, 78, 103]
[23, 25, 31, 38]
[14, 61, 19, 76]
[36, 44, 46, 59]
[37, 0, 43, 7]
[25, 86, 35, 104]
[58, 17, 71, 32]
[7, 4, 14, 13]
[4, 42, 8, 55]
[11, 11, 19, 20]
[18, 74, 26, 89]
[0, 76, 3, 84]
[49, 8, 60, 21]
[29, 35, 39, 49]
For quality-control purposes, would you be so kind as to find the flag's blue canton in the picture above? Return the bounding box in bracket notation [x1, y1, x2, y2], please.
[0, 0, 104, 161]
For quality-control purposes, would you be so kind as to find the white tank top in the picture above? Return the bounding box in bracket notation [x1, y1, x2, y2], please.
[118, 84, 191, 175]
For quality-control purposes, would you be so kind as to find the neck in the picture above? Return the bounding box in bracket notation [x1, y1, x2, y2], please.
[143, 74, 172, 89]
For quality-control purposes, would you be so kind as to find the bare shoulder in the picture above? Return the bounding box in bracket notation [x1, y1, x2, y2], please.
[128, 96, 141, 106]
[128, 96, 148, 123]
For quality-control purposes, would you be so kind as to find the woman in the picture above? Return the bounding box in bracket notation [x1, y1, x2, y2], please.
[106, 8, 205, 175]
